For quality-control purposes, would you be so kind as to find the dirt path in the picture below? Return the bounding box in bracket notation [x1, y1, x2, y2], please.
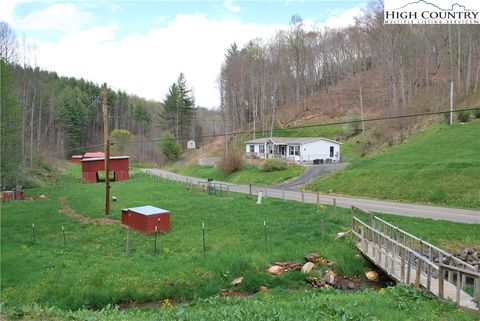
[59, 197, 120, 225]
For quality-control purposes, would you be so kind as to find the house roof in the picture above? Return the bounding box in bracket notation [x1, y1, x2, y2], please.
[122, 205, 169, 216]
[81, 156, 130, 162]
[245, 137, 342, 145]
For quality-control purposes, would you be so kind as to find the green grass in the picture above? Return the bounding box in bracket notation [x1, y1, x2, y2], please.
[306, 120, 480, 209]
[3, 286, 476, 321]
[1, 164, 479, 320]
[177, 164, 305, 185]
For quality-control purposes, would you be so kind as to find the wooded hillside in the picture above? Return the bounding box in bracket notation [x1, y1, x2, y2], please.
[219, 1, 480, 143]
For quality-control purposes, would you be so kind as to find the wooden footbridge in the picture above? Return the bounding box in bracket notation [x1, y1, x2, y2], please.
[351, 207, 479, 312]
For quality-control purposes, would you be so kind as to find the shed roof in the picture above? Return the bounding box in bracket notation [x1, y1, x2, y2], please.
[84, 152, 105, 158]
[81, 156, 130, 162]
[245, 137, 342, 145]
[71, 155, 83, 159]
[123, 205, 169, 215]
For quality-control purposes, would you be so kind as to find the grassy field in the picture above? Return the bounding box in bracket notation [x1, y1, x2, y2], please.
[1, 164, 479, 320]
[177, 164, 305, 185]
[306, 120, 480, 209]
[3, 286, 475, 321]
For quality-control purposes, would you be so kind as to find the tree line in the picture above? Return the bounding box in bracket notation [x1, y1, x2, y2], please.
[0, 21, 208, 188]
[219, 1, 480, 145]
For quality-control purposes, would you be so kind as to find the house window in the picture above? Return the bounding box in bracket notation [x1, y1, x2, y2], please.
[330, 146, 334, 157]
[259, 145, 265, 154]
[290, 145, 300, 156]
[268, 145, 273, 154]
[249, 144, 255, 153]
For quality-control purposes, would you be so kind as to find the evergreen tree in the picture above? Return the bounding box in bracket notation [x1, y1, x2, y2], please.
[59, 86, 87, 155]
[0, 60, 22, 188]
[159, 73, 196, 142]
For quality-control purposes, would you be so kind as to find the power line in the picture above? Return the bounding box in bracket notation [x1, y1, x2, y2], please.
[50, 107, 480, 155]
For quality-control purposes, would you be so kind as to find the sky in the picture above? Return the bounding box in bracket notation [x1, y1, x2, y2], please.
[1, 0, 368, 108]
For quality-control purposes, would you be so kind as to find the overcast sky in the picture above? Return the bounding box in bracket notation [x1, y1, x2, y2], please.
[1, 0, 366, 108]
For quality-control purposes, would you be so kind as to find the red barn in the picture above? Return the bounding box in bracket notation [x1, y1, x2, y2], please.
[121, 206, 170, 233]
[71, 155, 83, 163]
[81, 156, 129, 183]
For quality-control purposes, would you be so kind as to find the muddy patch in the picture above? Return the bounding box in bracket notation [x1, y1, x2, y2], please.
[59, 197, 120, 225]
[118, 299, 179, 311]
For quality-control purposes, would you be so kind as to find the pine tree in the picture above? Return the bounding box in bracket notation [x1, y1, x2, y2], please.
[0, 60, 22, 188]
[159, 73, 196, 143]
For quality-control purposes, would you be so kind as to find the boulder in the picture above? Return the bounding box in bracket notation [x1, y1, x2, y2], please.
[267, 265, 284, 276]
[324, 270, 337, 285]
[301, 262, 315, 274]
[304, 253, 321, 263]
[231, 277, 243, 286]
[259, 286, 268, 292]
[39, 194, 47, 200]
[366, 270, 379, 281]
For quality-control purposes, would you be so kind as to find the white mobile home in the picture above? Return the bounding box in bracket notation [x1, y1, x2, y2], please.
[245, 137, 342, 163]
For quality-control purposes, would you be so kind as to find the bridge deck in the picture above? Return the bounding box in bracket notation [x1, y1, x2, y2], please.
[357, 240, 478, 310]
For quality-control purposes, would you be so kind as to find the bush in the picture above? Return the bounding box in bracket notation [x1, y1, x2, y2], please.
[341, 111, 362, 138]
[157, 132, 182, 161]
[260, 159, 288, 172]
[110, 129, 133, 156]
[457, 110, 471, 123]
[473, 107, 480, 119]
[218, 149, 243, 175]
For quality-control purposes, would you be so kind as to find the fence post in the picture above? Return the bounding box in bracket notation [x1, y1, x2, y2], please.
[456, 271, 461, 304]
[126, 228, 131, 256]
[438, 266, 444, 299]
[264, 186, 267, 197]
[32, 223, 36, 244]
[320, 218, 325, 238]
[316, 192, 319, 211]
[301, 190, 305, 203]
[333, 198, 337, 216]
[249, 184, 252, 196]
[406, 252, 411, 284]
[415, 257, 422, 288]
[282, 186, 285, 200]
[62, 225, 66, 246]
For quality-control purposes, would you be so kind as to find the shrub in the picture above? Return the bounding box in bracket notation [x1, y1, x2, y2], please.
[341, 111, 362, 138]
[110, 129, 133, 156]
[260, 159, 288, 172]
[157, 132, 182, 161]
[218, 149, 243, 175]
[457, 110, 471, 123]
[473, 107, 480, 119]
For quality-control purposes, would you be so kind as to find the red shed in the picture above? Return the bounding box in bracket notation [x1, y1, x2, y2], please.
[71, 155, 83, 163]
[121, 205, 170, 233]
[81, 156, 129, 183]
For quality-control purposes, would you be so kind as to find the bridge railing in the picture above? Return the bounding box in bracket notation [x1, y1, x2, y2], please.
[439, 264, 480, 308]
[352, 214, 479, 311]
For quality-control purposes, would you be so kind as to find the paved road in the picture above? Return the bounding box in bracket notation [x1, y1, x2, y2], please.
[274, 163, 348, 190]
[142, 169, 480, 224]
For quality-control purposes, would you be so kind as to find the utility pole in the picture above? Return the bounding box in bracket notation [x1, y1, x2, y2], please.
[449, 81, 454, 126]
[102, 83, 110, 215]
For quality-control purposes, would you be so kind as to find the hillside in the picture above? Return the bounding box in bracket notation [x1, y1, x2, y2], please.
[305, 120, 480, 209]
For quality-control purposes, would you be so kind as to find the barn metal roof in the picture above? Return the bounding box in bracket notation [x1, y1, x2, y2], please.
[123, 205, 169, 215]
[81, 156, 130, 162]
[84, 152, 105, 158]
[245, 137, 342, 145]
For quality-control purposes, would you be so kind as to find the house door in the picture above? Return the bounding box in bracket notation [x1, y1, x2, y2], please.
[279, 145, 286, 156]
